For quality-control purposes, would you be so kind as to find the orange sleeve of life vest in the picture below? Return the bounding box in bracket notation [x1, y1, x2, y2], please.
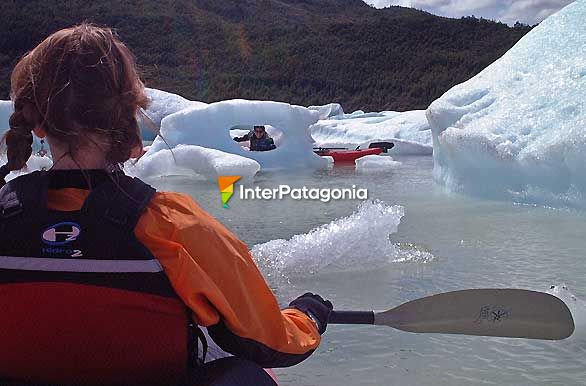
[47, 188, 321, 367]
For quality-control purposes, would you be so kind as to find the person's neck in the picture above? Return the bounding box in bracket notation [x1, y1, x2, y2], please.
[46, 138, 109, 170]
[49, 151, 109, 170]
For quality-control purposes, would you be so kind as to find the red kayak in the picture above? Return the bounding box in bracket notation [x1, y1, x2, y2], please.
[314, 141, 394, 163]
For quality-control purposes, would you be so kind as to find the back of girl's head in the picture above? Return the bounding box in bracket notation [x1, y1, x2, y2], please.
[3, 23, 148, 180]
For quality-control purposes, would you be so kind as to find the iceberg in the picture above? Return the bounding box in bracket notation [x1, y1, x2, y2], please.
[143, 99, 326, 176]
[311, 110, 433, 155]
[141, 88, 207, 140]
[127, 144, 259, 180]
[427, 1, 586, 208]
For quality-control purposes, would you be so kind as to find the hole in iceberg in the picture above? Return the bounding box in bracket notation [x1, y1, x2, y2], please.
[230, 124, 283, 152]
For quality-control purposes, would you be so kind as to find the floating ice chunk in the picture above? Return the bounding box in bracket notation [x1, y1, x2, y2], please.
[308, 103, 344, 119]
[355, 155, 401, 172]
[311, 110, 432, 155]
[427, 1, 586, 208]
[252, 200, 406, 274]
[146, 99, 326, 171]
[128, 144, 260, 180]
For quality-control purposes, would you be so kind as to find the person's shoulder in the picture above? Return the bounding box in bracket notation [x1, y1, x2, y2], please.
[145, 191, 244, 248]
[146, 191, 206, 226]
[147, 191, 226, 232]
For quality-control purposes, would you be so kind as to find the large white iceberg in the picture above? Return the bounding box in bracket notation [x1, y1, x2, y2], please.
[311, 110, 433, 155]
[141, 99, 326, 176]
[427, 1, 586, 207]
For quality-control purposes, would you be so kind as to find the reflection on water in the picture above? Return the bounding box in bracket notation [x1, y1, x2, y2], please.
[143, 155, 586, 386]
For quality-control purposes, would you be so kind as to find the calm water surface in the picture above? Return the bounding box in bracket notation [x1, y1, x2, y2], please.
[144, 156, 586, 386]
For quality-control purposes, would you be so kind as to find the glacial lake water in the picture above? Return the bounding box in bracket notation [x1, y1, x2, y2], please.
[143, 155, 586, 386]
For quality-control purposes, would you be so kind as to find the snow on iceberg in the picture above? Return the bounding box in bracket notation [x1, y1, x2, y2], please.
[311, 110, 433, 155]
[308, 103, 344, 119]
[141, 88, 207, 140]
[427, 1, 586, 208]
[141, 99, 326, 176]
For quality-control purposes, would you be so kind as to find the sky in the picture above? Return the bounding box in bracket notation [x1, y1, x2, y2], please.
[363, 0, 576, 25]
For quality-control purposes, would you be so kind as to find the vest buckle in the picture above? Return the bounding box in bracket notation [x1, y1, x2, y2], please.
[1, 202, 24, 219]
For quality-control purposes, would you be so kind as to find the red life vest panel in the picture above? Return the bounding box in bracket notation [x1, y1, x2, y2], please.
[0, 170, 194, 386]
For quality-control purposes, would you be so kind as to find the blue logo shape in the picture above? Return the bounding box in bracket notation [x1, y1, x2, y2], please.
[42, 222, 81, 246]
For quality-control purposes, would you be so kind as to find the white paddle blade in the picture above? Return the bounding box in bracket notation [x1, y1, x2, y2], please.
[375, 289, 574, 340]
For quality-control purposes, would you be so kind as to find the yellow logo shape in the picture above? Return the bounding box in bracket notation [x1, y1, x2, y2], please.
[218, 176, 241, 208]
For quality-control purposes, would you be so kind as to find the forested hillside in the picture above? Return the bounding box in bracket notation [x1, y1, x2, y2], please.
[0, 0, 531, 111]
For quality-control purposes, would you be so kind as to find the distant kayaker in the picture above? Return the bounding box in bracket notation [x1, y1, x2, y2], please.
[0, 23, 331, 386]
[233, 125, 277, 151]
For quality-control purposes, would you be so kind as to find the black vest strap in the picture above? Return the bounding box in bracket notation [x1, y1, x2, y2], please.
[0, 170, 154, 232]
[81, 174, 155, 232]
[0, 171, 50, 219]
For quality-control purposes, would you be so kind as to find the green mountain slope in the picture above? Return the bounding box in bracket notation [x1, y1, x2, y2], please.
[0, 0, 530, 111]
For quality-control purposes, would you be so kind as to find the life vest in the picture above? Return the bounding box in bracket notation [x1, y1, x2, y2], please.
[0, 171, 197, 386]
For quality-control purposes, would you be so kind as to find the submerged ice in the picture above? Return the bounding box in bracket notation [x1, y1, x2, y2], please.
[427, 1, 586, 208]
[252, 200, 435, 276]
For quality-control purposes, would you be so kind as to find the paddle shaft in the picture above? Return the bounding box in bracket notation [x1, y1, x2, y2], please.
[329, 310, 375, 325]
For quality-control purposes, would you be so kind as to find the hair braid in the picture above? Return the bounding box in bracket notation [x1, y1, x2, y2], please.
[0, 107, 34, 186]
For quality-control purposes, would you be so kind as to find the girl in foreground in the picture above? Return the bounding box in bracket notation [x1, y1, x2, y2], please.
[0, 24, 332, 386]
